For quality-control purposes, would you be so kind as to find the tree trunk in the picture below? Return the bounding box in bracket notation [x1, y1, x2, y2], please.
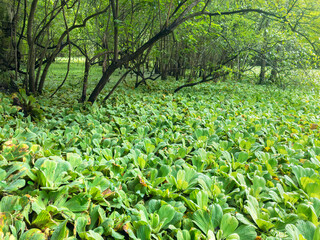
[259, 56, 266, 84]
[102, 8, 111, 73]
[38, 54, 54, 93]
[111, 0, 119, 62]
[79, 57, 90, 102]
[26, 0, 39, 93]
[88, 62, 119, 103]
[0, 0, 17, 72]
[269, 68, 277, 83]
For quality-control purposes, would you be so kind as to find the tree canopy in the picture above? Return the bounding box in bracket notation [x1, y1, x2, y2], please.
[0, 0, 319, 101]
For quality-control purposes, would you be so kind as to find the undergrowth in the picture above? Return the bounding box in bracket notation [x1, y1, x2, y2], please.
[1, 63, 320, 239]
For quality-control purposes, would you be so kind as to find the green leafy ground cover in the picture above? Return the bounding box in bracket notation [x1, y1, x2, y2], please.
[1, 66, 320, 239]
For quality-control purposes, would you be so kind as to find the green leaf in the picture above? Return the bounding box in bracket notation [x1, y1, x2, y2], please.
[286, 224, 304, 240]
[220, 213, 238, 238]
[252, 175, 266, 197]
[3, 179, 26, 192]
[32, 210, 55, 229]
[196, 190, 209, 210]
[75, 217, 88, 234]
[193, 204, 223, 234]
[296, 221, 316, 240]
[226, 233, 240, 240]
[237, 152, 249, 163]
[64, 193, 90, 212]
[150, 213, 160, 231]
[0, 196, 21, 213]
[234, 225, 257, 240]
[66, 153, 82, 170]
[144, 140, 155, 154]
[84, 230, 104, 240]
[20, 229, 46, 240]
[297, 204, 318, 225]
[313, 225, 320, 240]
[0, 169, 6, 181]
[111, 229, 124, 239]
[136, 221, 151, 240]
[255, 219, 274, 232]
[137, 157, 146, 169]
[177, 230, 191, 240]
[244, 195, 259, 222]
[34, 157, 71, 189]
[158, 204, 176, 229]
[178, 147, 187, 159]
[51, 220, 68, 240]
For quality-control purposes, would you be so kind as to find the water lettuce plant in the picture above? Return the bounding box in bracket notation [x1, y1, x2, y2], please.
[1, 75, 320, 239]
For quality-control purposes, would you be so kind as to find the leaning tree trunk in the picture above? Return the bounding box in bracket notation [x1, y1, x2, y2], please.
[88, 62, 119, 103]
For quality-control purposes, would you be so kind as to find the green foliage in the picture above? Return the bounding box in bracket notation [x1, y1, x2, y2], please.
[1, 72, 320, 239]
[11, 89, 44, 120]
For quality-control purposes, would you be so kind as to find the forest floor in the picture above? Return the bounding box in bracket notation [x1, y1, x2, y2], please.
[1, 62, 320, 239]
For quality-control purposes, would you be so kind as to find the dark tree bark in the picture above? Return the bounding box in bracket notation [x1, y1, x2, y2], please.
[0, 1, 15, 72]
[26, 0, 39, 93]
[259, 56, 266, 84]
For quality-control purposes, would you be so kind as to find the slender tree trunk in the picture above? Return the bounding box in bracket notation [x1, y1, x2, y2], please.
[102, 9, 111, 73]
[38, 41, 68, 93]
[155, 58, 160, 74]
[258, 18, 268, 85]
[111, 0, 119, 62]
[269, 46, 279, 83]
[104, 70, 130, 102]
[13, 0, 21, 84]
[26, 0, 39, 93]
[102, 42, 109, 73]
[269, 68, 277, 82]
[38, 54, 54, 93]
[35, 0, 49, 89]
[259, 56, 266, 84]
[80, 56, 90, 102]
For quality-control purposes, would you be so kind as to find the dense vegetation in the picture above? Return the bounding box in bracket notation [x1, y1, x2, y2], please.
[1, 0, 320, 239]
[1, 63, 320, 239]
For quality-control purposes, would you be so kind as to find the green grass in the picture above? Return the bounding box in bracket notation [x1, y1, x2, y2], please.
[1, 63, 320, 239]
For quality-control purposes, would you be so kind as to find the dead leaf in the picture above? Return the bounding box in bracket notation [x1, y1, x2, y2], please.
[102, 189, 115, 198]
[138, 176, 147, 187]
[311, 124, 318, 130]
[123, 223, 129, 233]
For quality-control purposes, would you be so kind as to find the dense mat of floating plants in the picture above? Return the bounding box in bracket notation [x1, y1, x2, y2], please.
[1, 82, 320, 240]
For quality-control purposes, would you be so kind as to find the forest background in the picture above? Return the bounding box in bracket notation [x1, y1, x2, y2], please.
[1, 1, 320, 240]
